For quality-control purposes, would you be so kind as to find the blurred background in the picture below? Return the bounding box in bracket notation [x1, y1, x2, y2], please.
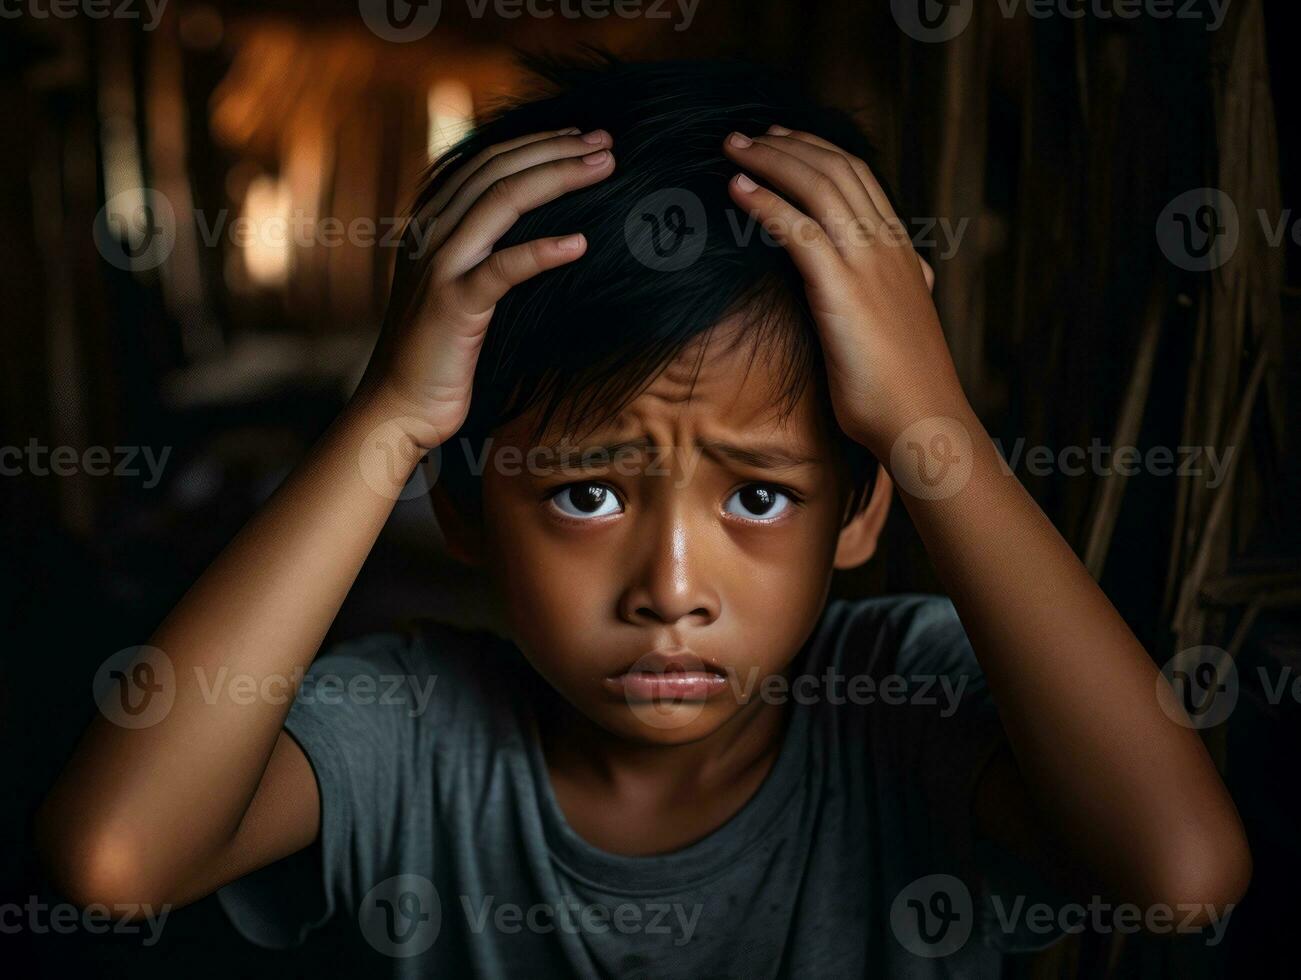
[2, 0, 1297, 976]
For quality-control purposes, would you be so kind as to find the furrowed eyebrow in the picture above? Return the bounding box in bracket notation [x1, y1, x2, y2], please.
[549, 437, 653, 467]
[697, 439, 819, 470]
[547, 436, 817, 471]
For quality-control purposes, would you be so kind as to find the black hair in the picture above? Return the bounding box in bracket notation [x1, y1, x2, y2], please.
[391, 51, 882, 521]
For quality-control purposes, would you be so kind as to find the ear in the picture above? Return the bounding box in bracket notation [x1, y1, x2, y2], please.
[429, 478, 484, 567]
[833, 467, 893, 570]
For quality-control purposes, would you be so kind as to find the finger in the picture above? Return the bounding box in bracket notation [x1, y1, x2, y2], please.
[430, 130, 611, 248]
[425, 128, 579, 219]
[723, 133, 861, 256]
[751, 133, 881, 225]
[727, 172, 844, 295]
[767, 125, 899, 223]
[459, 234, 587, 314]
[437, 150, 615, 277]
[427, 131, 612, 254]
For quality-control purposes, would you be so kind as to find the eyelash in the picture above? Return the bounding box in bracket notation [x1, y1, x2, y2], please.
[544, 481, 805, 524]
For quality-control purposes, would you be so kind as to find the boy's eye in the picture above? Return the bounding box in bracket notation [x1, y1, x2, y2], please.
[549, 482, 623, 519]
[724, 484, 792, 521]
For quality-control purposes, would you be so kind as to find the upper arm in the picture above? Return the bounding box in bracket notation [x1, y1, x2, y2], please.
[175, 729, 321, 908]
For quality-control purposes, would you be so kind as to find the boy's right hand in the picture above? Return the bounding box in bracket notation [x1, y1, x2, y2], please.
[361, 128, 615, 450]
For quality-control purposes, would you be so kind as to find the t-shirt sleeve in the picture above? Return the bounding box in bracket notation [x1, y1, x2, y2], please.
[217, 629, 437, 950]
[868, 595, 1068, 954]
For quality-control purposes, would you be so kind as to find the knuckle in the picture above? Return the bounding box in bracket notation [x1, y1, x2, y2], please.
[852, 160, 879, 187]
[428, 253, 453, 283]
[485, 176, 517, 210]
[811, 172, 839, 197]
[828, 155, 857, 181]
[484, 250, 512, 282]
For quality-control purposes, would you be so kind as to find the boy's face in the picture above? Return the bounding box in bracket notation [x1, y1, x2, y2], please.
[475, 315, 880, 745]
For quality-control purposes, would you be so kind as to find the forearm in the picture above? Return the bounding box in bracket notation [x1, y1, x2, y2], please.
[879, 401, 1249, 908]
[38, 387, 422, 897]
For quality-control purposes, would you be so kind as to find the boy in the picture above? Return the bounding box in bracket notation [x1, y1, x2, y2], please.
[38, 56, 1249, 978]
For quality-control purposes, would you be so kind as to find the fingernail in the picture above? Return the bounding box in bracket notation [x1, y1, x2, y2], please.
[557, 233, 585, 251]
[729, 132, 752, 148]
[581, 129, 609, 144]
[767, 124, 791, 135]
[734, 173, 758, 192]
[582, 149, 610, 165]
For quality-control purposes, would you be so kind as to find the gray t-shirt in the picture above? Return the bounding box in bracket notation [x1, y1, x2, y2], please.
[218, 594, 1064, 977]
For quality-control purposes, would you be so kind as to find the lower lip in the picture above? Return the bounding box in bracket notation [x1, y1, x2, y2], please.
[604, 671, 729, 701]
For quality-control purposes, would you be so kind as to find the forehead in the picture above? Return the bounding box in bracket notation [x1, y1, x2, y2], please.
[520, 314, 829, 448]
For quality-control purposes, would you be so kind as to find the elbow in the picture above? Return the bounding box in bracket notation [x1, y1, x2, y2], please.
[36, 812, 163, 913]
[1139, 825, 1252, 932]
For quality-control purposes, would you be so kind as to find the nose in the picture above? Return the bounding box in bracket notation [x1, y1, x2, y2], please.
[617, 511, 721, 628]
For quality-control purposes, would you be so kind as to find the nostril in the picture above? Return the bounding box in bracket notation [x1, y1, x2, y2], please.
[630, 605, 715, 625]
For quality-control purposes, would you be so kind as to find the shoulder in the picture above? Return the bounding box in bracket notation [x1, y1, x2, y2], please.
[812, 593, 977, 677]
[295, 618, 522, 733]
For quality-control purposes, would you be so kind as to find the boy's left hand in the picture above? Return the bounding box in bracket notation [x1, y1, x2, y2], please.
[729, 128, 1254, 919]
[723, 126, 964, 460]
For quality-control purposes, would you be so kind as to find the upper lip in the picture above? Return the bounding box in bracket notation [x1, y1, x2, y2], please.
[611, 647, 727, 677]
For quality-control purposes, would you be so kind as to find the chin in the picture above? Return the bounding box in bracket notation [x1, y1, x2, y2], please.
[592, 701, 740, 746]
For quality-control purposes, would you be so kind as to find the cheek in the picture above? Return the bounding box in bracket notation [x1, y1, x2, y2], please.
[724, 523, 838, 660]
[482, 483, 612, 662]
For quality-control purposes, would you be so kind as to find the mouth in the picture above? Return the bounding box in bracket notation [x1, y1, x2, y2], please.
[603, 647, 731, 703]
